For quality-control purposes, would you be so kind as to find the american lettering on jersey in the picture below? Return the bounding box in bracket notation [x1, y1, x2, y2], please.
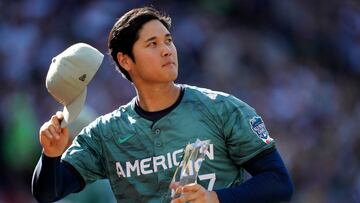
[115, 144, 214, 178]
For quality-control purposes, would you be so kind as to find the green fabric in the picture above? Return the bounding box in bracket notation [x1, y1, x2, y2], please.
[60, 180, 116, 203]
[62, 84, 275, 202]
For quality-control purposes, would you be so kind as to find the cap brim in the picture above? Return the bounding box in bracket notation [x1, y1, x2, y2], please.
[61, 88, 87, 128]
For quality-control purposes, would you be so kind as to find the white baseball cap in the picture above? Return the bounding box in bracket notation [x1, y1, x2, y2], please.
[46, 43, 103, 128]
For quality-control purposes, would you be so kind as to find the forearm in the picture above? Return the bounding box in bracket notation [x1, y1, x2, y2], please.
[31, 153, 83, 202]
[215, 149, 294, 203]
[215, 171, 292, 202]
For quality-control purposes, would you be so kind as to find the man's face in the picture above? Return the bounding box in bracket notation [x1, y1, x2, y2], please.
[129, 19, 178, 85]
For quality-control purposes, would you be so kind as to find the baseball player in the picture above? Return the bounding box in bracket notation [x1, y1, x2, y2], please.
[32, 6, 293, 203]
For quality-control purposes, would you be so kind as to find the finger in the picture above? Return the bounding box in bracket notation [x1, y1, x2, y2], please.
[169, 181, 180, 189]
[171, 198, 181, 203]
[170, 184, 201, 203]
[171, 192, 198, 203]
[50, 115, 61, 133]
[184, 188, 209, 203]
[43, 129, 53, 139]
[39, 122, 55, 146]
[182, 183, 201, 193]
[173, 187, 182, 198]
[49, 125, 60, 140]
[175, 184, 207, 203]
[40, 132, 51, 146]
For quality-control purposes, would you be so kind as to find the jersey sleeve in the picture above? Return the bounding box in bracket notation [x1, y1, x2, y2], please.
[61, 120, 105, 184]
[220, 95, 275, 166]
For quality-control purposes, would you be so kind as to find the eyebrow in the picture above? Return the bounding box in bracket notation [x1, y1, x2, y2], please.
[144, 33, 172, 43]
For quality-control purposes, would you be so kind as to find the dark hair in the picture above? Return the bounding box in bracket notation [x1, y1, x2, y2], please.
[108, 6, 171, 81]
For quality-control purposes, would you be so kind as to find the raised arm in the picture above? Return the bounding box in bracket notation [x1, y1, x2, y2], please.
[31, 111, 84, 202]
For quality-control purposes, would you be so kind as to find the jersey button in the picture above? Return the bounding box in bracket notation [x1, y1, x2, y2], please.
[154, 128, 161, 135]
[155, 141, 162, 147]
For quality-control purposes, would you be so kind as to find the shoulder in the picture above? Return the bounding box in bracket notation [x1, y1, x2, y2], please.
[83, 99, 137, 138]
[183, 84, 229, 99]
[182, 84, 230, 104]
[182, 84, 254, 112]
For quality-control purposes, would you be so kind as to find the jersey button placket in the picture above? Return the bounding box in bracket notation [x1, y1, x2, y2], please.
[154, 128, 162, 147]
[155, 141, 162, 147]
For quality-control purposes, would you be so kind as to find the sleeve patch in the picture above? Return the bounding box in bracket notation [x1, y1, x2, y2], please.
[249, 116, 273, 144]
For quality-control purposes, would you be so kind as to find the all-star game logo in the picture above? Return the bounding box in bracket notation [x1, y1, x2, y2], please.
[249, 116, 273, 144]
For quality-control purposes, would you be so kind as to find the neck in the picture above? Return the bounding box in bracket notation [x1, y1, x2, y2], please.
[134, 82, 180, 112]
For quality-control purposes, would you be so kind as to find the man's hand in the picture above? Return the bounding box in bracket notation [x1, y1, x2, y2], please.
[39, 111, 69, 157]
[171, 183, 219, 203]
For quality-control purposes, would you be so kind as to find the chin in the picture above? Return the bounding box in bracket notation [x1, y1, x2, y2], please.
[169, 72, 178, 81]
[161, 75, 178, 83]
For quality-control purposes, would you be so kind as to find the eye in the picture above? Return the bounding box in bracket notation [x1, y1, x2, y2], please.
[148, 41, 157, 47]
[165, 38, 173, 44]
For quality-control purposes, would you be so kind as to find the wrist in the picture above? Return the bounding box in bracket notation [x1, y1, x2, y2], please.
[42, 149, 63, 158]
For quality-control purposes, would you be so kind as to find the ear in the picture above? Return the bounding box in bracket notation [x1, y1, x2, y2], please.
[117, 52, 132, 71]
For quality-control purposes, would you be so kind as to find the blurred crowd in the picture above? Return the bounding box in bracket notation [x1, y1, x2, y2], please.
[0, 0, 360, 202]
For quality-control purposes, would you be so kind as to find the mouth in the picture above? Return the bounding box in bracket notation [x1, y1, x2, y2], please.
[162, 61, 176, 67]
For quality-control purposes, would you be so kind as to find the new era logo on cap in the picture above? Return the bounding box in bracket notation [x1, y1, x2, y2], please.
[79, 74, 87, 82]
[46, 43, 104, 127]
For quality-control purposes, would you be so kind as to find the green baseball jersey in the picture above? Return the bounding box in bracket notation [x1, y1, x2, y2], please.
[62, 84, 275, 202]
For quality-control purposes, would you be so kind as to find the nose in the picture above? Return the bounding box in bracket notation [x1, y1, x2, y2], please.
[161, 44, 172, 57]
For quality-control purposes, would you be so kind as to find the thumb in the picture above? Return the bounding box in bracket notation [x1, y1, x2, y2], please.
[56, 111, 64, 120]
